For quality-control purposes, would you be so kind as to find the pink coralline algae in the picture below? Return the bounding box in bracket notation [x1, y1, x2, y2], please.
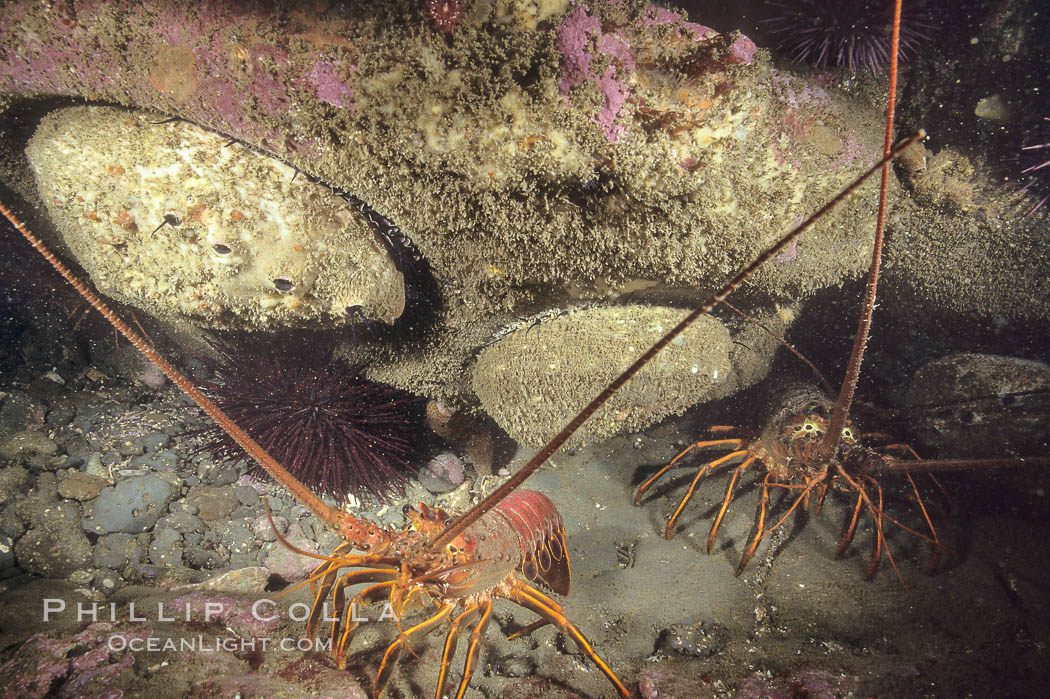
[642, 5, 754, 64]
[305, 59, 355, 109]
[0, 622, 147, 699]
[727, 34, 757, 65]
[169, 592, 285, 637]
[556, 4, 755, 143]
[642, 5, 717, 40]
[556, 5, 635, 143]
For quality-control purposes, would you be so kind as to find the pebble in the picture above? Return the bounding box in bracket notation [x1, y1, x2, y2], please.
[0, 535, 16, 576]
[133, 433, 171, 453]
[262, 523, 319, 581]
[419, 452, 467, 494]
[157, 510, 204, 535]
[658, 621, 729, 658]
[85, 453, 108, 478]
[0, 431, 60, 461]
[187, 566, 270, 593]
[130, 448, 180, 471]
[233, 485, 260, 507]
[81, 474, 176, 534]
[185, 486, 239, 522]
[14, 521, 93, 577]
[0, 392, 43, 433]
[0, 467, 30, 507]
[149, 528, 183, 566]
[94, 533, 144, 570]
[0, 363, 407, 599]
[57, 471, 109, 501]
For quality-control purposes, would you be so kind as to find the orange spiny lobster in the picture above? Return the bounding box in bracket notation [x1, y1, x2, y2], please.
[633, 380, 949, 581]
[0, 202, 628, 697]
[0, 120, 924, 696]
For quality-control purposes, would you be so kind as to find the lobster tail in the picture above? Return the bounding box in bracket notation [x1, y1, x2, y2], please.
[494, 490, 571, 595]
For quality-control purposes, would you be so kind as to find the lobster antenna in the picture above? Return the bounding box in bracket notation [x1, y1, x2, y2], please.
[717, 298, 835, 397]
[432, 129, 927, 551]
[0, 201, 387, 550]
[818, 0, 902, 458]
[883, 456, 1050, 473]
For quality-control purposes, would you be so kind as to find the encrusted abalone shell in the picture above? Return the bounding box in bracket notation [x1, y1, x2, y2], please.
[27, 106, 405, 330]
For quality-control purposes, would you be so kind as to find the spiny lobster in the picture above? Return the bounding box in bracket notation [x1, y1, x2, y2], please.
[0, 195, 629, 697]
[633, 0, 1050, 585]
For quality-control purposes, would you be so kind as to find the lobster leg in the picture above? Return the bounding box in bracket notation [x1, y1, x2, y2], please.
[335, 580, 398, 669]
[865, 482, 886, 579]
[507, 580, 631, 699]
[664, 450, 751, 540]
[436, 604, 481, 699]
[374, 603, 453, 698]
[453, 599, 493, 699]
[875, 442, 948, 573]
[737, 470, 775, 574]
[635, 439, 745, 504]
[704, 454, 757, 551]
[322, 569, 399, 648]
[904, 472, 943, 574]
[835, 491, 865, 559]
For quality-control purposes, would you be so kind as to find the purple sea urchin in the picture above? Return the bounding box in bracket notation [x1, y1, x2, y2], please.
[1020, 116, 1050, 215]
[764, 0, 933, 74]
[193, 344, 424, 502]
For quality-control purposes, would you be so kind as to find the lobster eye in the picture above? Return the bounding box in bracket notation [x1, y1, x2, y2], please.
[212, 243, 232, 255]
[163, 213, 182, 227]
[401, 503, 412, 515]
[273, 277, 294, 292]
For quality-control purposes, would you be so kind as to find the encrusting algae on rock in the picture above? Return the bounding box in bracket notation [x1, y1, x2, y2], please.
[473, 304, 734, 449]
[0, 0, 897, 444]
[26, 106, 405, 331]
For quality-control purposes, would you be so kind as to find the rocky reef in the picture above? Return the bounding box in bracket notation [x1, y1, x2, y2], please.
[0, 0, 896, 444]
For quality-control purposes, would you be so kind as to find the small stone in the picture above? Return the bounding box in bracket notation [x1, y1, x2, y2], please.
[0, 506, 25, 539]
[117, 440, 145, 457]
[149, 527, 183, 566]
[94, 532, 144, 570]
[221, 520, 256, 556]
[0, 392, 43, 434]
[0, 535, 15, 574]
[157, 510, 204, 534]
[207, 466, 239, 486]
[85, 453, 107, 478]
[186, 566, 270, 593]
[419, 452, 467, 494]
[69, 568, 94, 585]
[184, 545, 227, 569]
[233, 484, 260, 507]
[262, 523, 318, 580]
[0, 466, 30, 507]
[185, 485, 239, 522]
[132, 433, 171, 453]
[57, 471, 108, 501]
[491, 655, 535, 678]
[0, 431, 60, 461]
[14, 522, 93, 577]
[658, 621, 728, 658]
[81, 474, 176, 534]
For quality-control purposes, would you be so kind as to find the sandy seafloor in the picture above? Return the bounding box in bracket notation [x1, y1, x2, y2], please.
[0, 339, 1048, 698]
